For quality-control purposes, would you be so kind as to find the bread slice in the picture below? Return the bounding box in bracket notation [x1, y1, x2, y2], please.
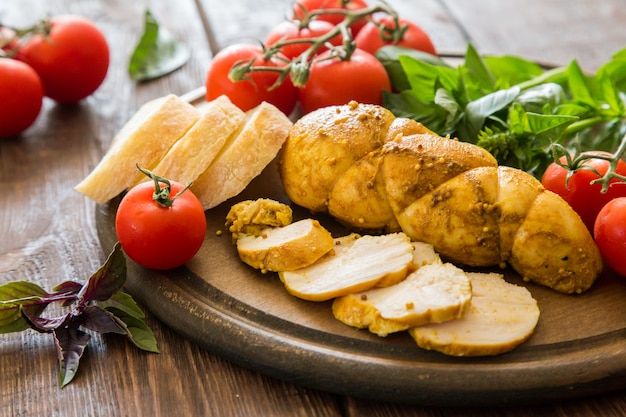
[75, 94, 200, 204]
[140, 95, 246, 187]
[332, 262, 472, 336]
[278, 233, 414, 302]
[191, 101, 292, 210]
[236, 218, 334, 273]
[409, 272, 540, 356]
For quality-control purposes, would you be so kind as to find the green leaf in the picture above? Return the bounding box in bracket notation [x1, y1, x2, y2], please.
[463, 86, 521, 142]
[399, 54, 459, 103]
[376, 45, 451, 92]
[111, 309, 160, 353]
[128, 10, 190, 81]
[0, 281, 48, 333]
[596, 67, 625, 117]
[463, 43, 495, 93]
[484, 55, 544, 88]
[97, 291, 146, 320]
[567, 60, 596, 107]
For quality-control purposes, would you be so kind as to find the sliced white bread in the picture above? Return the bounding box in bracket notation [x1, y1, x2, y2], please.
[236, 218, 334, 273]
[140, 95, 246, 187]
[409, 272, 540, 356]
[75, 94, 200, 204]
[332, 262, 472, 337]
[191, 101, 292, 210]
[278, 233, 414, 302]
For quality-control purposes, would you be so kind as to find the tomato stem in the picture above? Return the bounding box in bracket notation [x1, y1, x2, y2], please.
[228, 2, 400, 88]
[136, 164, 190, 208]
[551, 134, 626, 193]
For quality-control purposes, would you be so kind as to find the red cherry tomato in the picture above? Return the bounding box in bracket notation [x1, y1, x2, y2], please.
[0, 58, 44, 138]
[298, 48, 391, 114]
[18, 15, 109, 104]
[541, 151, 626, 232]
[205, 43, 298, 115]
[265, 19, 343, 59]
[115, 179, 207, 270]
[354, 16, 436, 56]
[594, 197, 626, 276]
[293, 0, 369, 35]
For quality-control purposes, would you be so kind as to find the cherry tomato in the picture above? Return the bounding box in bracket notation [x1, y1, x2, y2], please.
[354, 16, 436, 56]
[298, 48, 391, 114]
[18, 15, 109, 104]
[293, 0, 369, 35]
[594, 197, 626, 276]
[541, 151, 626, 232]
[0, 58, 44, 138]
[265, 19, 342, 59]
[205, 43, 298, 115]
[115, 179, 207, 270]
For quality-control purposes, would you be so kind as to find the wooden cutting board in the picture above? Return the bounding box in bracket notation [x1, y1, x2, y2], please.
[95, 155, 626, 406]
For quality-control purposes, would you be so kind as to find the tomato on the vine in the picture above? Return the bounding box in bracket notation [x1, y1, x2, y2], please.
[354, 16, 436, 56]
[0, 58, 44, 138]
[18, 15, 109, 104]
[594, 197, 626, 277]
[541, 151, 626, 232]
[293, 0, 369, 35]
[115, 173, 207, 270]
[265, 19, 342, 59]
[298, 48, 391, 114]
[0, 27, 20, 57]
[205, 43, 298, 115]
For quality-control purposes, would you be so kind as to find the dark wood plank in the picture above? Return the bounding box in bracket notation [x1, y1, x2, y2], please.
[442, 0, 626, 71]
[3, 0, 626, 416]
[0, 0, 342, 416]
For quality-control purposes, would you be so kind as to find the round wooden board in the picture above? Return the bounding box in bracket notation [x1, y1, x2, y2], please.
[96, 157, 626, 406]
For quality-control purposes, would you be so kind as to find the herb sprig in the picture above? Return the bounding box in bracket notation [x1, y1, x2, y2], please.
[378, 43, 626, 178]
[0, 243, 159, 388]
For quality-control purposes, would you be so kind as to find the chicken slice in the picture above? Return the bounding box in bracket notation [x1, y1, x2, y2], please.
[409, 272, 540, 356]
[236, 218, 334, 273]
[332, 263, 472, 337]
[279, 233, 414, 301]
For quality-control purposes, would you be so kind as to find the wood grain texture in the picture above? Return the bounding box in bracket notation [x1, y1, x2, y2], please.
[2, 0, 626, 416]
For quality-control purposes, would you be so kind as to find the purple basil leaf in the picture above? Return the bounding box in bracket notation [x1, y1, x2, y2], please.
[50, 281, 82, 307]
[51, 280, 83, 294]
[80, 305, 126, 335]
[21, 308, 69, 333]
[53, 320, 91, 388]
[77, 242, 126, 303]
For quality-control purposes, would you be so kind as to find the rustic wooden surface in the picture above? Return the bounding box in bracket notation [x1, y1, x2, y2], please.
[1, 0, 625, 416]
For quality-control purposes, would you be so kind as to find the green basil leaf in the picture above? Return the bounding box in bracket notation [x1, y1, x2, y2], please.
[97, 291, 146, 320]
[111, 310, 160, 353]
[129, 10, 190, 81]
[484, 55, 544, 88]
[376, 45, 451, 92]
[464, 86, 520, 141]
[463, 43, 495, 92]
[567, 60, 596, 107]
[0, 281, 48, 332]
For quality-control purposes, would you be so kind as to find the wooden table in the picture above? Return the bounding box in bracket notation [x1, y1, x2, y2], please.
[2, 0, 626, 415]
